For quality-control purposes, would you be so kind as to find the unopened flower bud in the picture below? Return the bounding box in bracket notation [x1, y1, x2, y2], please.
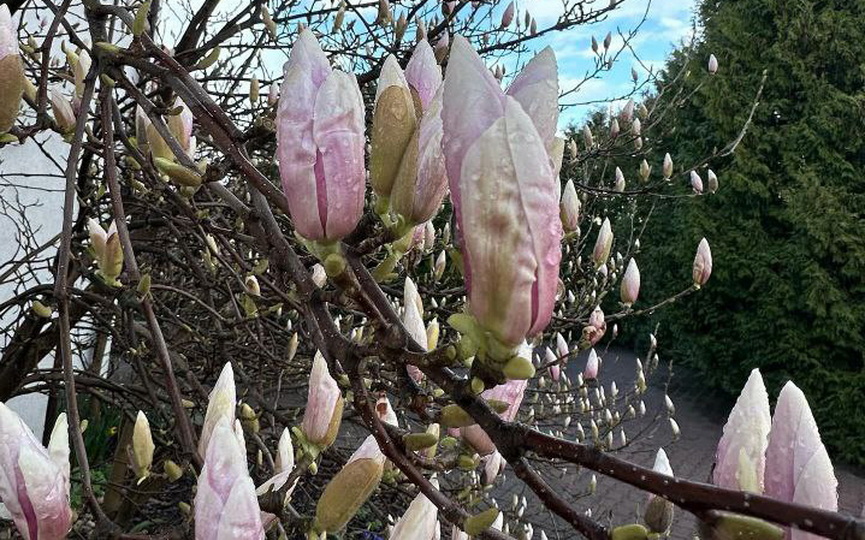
[693, 238, 713, 286]
[662, 152, 673, 179]
[690, 170, 703, 194]
[131, 411, 155, 481]
[707, 169, 718, 193]
[708, 54, 719, 74]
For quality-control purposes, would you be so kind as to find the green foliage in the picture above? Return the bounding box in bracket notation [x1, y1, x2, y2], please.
[639, 0, 865, 463]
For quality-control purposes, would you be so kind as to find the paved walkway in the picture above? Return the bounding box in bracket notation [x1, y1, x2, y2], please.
[495, 347, 865, 540]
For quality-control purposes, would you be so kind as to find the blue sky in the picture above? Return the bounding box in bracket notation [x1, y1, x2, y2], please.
[514, 0, 701, 127]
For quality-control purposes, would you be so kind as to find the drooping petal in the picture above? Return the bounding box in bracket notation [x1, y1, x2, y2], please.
[713, 369, 771, 493]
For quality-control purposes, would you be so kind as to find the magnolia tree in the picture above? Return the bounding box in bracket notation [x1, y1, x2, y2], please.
[0, 0, 859, 539]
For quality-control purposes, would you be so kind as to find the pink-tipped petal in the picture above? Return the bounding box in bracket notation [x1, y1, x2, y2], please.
[713, 369, 771, 493]
[301, 352, 342, 445]
[765, 381, 837, 533]
[405, 40, 442, 110]
[311, 71, 365, 240]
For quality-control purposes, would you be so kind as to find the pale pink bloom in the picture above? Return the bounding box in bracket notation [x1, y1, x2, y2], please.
[584, 348, 599, 379]
[390, 477, 439, 539]
[301, 351, 343, 447]
[198, 362, 236, 458]
[714, 368, 771, 493]
[404, 40, 442, 110]
[620, 258, 640, 306]
[460, 378, 527, 455]
[481, 451, 506, 485]
[585, 306, 607, 346]
[764, 382, 837, 540]
[442, 36, 562, 347]
[195, 420, 264, 539]
[277, 30, 365, 241]
[0, 404, 71, 540]
[692, 238, 713, 286]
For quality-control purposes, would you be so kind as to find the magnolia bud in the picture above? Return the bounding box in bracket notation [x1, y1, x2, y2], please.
[582, 125, 594, 148]
[315, 436, 386, 533]
[614, 167, 625, 192]
[249, 76, 260, 104]
[560, 179, 580, 232]
[707, 169, 719, 193]
[620, 258, 640, 306]
[591, 36, 599, 53]
[130, 411, 155, 481]
[662, 152, 673, 179]
[610, 118, 620, 138]
[639, 159, 650, 181]
[631, 117, 641, 136]
[50, 88, 76, 133]
[500, 1, 515, 28]
[592, 218, 613, 268]
[690, 170, 703, 194]
[693, 238, 713, 286]
[708, 54, 719, 74]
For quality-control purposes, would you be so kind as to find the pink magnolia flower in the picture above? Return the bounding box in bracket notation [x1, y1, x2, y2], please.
[713, 368, 771, 493]
[199, 362, 237, 458]
[764, 382, 837, 540]
[0, 403, 71, 540]
[692, 238, 713, 286]
[620, 258, 640, 306]
[301, 351, 344, 448]
[442, 35, 562, 348]
[277, 30, 365, 242]
[195, 420, 265, 539]
[584, 306, 607, 346]
[460, 378, 527, 455]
